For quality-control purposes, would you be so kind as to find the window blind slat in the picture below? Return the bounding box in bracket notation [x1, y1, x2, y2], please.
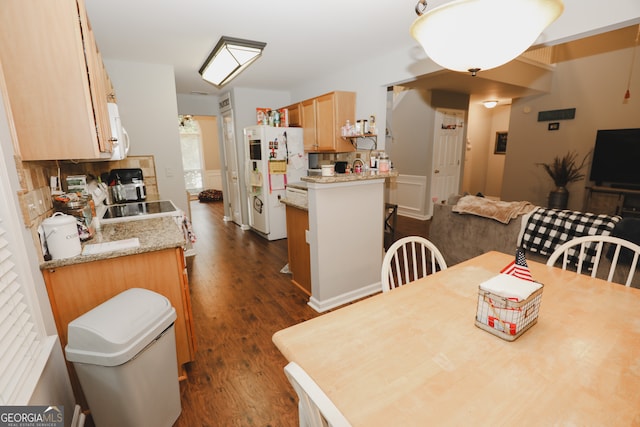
[0, 309, 30, 374]
[0, 331, 38, 404]
[0, 218, 42, 405]
[0, 271, 18, 294]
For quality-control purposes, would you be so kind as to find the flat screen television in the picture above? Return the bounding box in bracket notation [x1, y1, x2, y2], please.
[589, 128, 640, 188]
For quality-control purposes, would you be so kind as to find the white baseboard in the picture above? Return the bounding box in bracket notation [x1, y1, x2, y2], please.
[398, 210, 432, 221]
[307, 283, 381, 313]
[71, 405, 85, 427]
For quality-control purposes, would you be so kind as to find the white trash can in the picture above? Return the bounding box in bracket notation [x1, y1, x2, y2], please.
[65, 288, 182, 427]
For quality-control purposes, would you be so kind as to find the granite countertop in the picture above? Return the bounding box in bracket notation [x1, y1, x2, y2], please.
[286, 181, 308, 190]
[280, 198, 308, 211]
[301, 170, 398, 184]
[40, 216, 185, 269]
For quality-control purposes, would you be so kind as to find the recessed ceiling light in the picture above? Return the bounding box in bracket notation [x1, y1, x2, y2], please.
[483, 100, 499, 109]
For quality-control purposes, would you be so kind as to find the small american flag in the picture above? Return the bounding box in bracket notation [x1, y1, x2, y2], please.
[500, 248, 533, 281]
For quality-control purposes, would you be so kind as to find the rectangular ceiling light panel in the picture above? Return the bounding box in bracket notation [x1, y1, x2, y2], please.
[199, 37, 266, 87]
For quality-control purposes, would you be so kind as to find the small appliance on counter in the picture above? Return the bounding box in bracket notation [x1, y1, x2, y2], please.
[334, 161, 348, 174]
[108, 168, 146, 202]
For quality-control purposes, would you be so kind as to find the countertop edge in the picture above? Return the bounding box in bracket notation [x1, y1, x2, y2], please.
[281, 199, 308, 211]
[39, 216, 186, 269]
[301, 171, 398, 184]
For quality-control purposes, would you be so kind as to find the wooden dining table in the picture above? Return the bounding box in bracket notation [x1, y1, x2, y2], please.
[273, 251, 640, 426]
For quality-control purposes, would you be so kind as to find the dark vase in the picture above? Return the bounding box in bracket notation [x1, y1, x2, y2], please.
[548, 186, 569, 209]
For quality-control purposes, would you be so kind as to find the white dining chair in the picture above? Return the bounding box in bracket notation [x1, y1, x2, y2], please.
[546, 235, 640, 286]
[284, 362, 351, 427]
[381, 236, 448, 292]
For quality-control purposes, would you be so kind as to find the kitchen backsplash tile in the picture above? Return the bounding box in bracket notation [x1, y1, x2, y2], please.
[14, 155, 159, 229]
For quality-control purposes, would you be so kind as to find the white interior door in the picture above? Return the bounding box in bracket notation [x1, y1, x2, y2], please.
[430, 109, 465, 213]
[221, 110, 242, 225]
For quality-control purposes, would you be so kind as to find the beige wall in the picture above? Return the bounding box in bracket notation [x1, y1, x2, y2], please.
[502, 42, 640, 210]
[194, 115, 220, 170]
[484, 106, 511, 197]
[104, 59, 189, 213]
[464, 103, 492, 196]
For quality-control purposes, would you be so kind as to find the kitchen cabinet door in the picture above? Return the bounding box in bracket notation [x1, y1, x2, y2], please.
[78, 0, 112, 152]
[301, 98, 318, 151]
[285, 205, 311, 294]
[283, 102, 301, 127]
[303, 91, 356, 153]
[0, 0, 113, 160]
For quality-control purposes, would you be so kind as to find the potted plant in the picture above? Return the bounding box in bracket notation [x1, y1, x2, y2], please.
[537, 151, 589, 209]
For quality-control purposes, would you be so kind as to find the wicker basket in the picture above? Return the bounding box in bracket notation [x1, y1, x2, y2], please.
[475, 284, 543, 341]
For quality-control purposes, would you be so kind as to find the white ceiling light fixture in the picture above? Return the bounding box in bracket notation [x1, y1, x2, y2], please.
[410, 0, 564, 76]
[199, 36, 267, 87]
[483, 100, 498, 108]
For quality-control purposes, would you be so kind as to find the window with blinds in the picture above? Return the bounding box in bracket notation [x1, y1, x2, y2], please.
[0, 218, 43, 404]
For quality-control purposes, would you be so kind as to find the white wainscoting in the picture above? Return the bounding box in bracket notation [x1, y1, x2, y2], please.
[388, 174, 429, 220]
[204, 169, 223, 191]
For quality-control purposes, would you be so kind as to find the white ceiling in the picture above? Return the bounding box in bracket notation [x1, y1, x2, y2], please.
[85, 0, 640, 99]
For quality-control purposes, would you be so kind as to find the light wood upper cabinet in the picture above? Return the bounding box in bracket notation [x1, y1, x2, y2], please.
[0, 0, 113, 160]
[302, 91, 356, 153]
[301, 98, 317, 151]
[78, 0, 112, 155]
[283, 102, 301, 127]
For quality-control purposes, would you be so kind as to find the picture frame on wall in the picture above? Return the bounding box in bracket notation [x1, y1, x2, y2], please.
[494, 131, 508, 154]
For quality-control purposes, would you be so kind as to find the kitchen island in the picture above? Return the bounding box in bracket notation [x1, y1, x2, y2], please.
[300, 171, 397, 312]
[40, 216, 195, 411]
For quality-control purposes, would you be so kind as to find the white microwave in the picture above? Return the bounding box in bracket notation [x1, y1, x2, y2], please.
[108, 103, 130, 160]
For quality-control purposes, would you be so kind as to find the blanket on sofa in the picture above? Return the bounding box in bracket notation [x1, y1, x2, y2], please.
[451, 195, 536, 224]
[519, 207, 621, 267]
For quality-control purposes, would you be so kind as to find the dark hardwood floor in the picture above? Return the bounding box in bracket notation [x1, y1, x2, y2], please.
[173, 200, 429, 426]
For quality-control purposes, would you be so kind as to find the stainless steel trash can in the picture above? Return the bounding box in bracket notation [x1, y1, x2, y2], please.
[65, 288, 181, 427]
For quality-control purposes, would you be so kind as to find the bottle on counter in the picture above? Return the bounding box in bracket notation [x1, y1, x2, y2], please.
[378, 153, 390, 173]
[341, 120, 350, 137]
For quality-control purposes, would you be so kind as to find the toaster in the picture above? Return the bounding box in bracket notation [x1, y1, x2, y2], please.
[122, 181, 146, 202]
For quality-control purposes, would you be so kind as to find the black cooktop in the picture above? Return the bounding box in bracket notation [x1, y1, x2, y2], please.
[102, 200, 178, 219]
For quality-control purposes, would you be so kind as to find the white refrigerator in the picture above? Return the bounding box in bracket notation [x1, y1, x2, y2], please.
[244, 125, 307, 240]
